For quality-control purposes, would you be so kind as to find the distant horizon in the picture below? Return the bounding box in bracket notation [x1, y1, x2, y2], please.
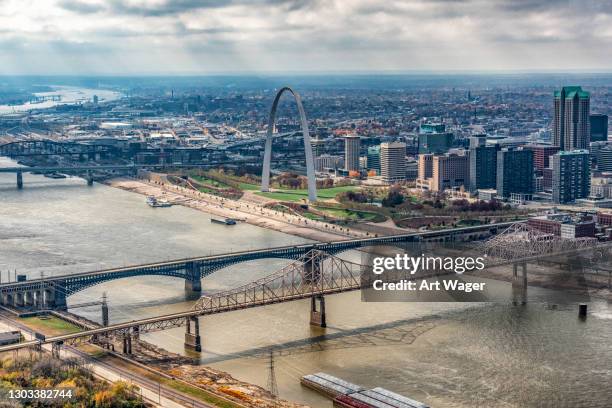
[2, 1, 612, 75]
[3, 70, 612, 78]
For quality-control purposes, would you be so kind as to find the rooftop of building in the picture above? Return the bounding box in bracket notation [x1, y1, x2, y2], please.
[419, 123, 446, 133]
[381, 141, 406, 148]
[556, 149, 590, 155]
[554, 86, 590, 99]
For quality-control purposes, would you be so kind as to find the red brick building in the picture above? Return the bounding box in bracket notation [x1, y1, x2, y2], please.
[526, 145, 561, 171]
[597, 212, 612, 226]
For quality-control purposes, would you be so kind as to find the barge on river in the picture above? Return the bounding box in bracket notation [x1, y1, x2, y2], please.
[301, 373, 429, 408]
[211, 218, 237, 225]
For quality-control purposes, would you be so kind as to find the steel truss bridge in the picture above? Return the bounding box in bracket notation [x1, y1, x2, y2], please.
[0, 249, 362, 353]
[480, 222, 600, 260]
[0, 223, 513, 311]
[0, 232, 609, 355]
[0, 140, 119, 159]
[0, 131, 300, 159]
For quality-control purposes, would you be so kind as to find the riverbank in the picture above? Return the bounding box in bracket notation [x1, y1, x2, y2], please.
[106, 177, 371, 243]
[9, 310, 306, 408]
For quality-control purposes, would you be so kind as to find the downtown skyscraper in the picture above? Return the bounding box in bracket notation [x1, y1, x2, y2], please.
[344, 135, 361, 172]
[553, 86, 590, 151]
[552, 150, 591, 204]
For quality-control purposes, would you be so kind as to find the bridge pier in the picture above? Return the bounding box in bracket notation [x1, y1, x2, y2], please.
[14, 293, 24, 308]
[34, 290, 44, 309]
[24, 291, 34, 307]
[184, 316, 202, 352]
[1, 293, 12, 306]
[101, 299, 109, 326]
[310, 295, 326, 327]
[52, 341, 63, 358]
[86, 170, 94, 186]
[184, 261, 202, 299]
[16, 171, 23, 189]
[512, 262, 528, 305]
[122, 334, 132, 354]
[46, 287, 67, 310]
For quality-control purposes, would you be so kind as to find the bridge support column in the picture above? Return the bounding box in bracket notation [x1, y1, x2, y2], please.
[184, 316, 202, 352]
[310, 295, 326, 327]
[34, 290, 44, 309]
[16, 171, 23, 189]
[24, 291, 34, 307]
[101, 300, 109, 326]
[14, 293, 24, 308]
[122, 335, 132, 354]
[512, 262, 528, 305]
[47, 288, 67, 310]
[52, 341, 63, 358]
[86, 170, 94, 186]
[184, 261, 202, 299]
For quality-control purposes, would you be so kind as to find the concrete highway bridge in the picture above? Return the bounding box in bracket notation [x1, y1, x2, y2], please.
[0, 223, 515, 311]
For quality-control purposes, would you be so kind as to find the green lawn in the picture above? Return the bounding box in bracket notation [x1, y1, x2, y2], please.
[238, 182, 260, 191]
[190, 175, 230, 188]
[20, 316, 82, 336]
[315, 206, 381, 221]
[256, 185, 358, 202]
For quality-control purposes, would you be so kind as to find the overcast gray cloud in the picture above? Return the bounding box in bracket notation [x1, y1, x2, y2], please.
[1, 0, 611, 74]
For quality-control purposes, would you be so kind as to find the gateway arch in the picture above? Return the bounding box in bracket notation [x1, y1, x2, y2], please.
[261, 87, 317, 202]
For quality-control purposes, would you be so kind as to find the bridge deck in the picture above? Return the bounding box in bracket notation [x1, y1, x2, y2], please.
[0, 239, 609, 353]
[0, 222, 517, 288]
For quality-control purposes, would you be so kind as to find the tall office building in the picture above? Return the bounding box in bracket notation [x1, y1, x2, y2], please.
[496, 148, 534, 199]
[596, 146, 612, 172]
[469, 135, 487, 148]
[418, 153, 434, 180]
[590, 114, 609, 142]
[418, 123, 454, 154]
[310, 137, 326, 158]
[525, 145, 561, 171]
[381, 142, 406, 184]
[553, 86, 590, 151]
[366, 146, 381, 173]
[469, 144, 499, 192]
[431, 153, 469, 192]
[552, 150, 591, 204]
[344, 135, 360, 171]
[315, 154, 343, 172]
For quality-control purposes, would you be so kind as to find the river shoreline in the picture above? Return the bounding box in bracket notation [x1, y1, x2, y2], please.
[105, 176, 369, 243]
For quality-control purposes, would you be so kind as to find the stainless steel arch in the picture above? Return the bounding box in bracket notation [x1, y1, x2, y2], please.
[261, 87, 317, 201]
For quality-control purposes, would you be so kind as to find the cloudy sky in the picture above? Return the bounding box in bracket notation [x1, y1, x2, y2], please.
[1, 0, 612, 74]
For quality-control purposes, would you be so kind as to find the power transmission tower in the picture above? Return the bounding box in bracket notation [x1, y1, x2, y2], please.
[266, 349, 278, 400]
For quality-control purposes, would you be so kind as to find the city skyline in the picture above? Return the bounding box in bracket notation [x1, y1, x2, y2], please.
[2, 0, 612, 75]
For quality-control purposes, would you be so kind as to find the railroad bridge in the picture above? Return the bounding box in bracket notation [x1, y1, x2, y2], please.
[0, 232, 608, 356]
[0, 140, 119, 160]
[0, 223, 511, 310]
